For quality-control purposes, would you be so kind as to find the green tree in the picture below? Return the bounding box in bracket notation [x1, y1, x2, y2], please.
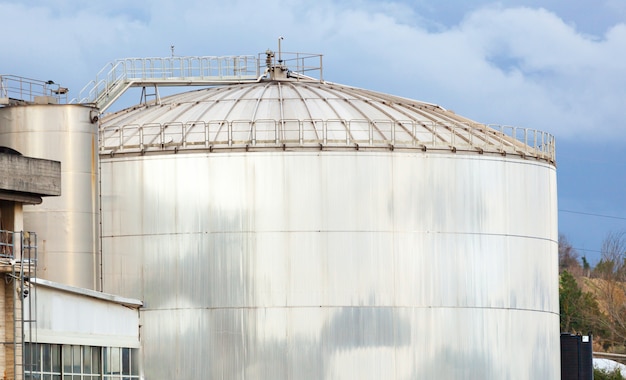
[559, 270, 606, 335]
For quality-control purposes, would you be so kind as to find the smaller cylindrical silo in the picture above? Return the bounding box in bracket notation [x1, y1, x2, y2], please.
[0, 104, 100, 290]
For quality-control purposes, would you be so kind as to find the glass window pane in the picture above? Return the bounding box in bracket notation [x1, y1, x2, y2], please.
[31, 343, 42, 372]
[51, 344, 61, 373]
[62, 345, 72, 373]
[42, 344, 51, 372]
[72, 345, 81, 373]
[104, 347, 121, 375]
[24, 343, 35, 373]
[103, 347, 109, 374]
[130, 348, 139, 376]
[83, 346, 92, 374]
[122, 348, 130, 375]
[92, 346, 101, 373]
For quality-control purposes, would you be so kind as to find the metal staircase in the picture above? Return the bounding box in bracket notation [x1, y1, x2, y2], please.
[73, 55, 263, 112]
[72, 50, 325, 112]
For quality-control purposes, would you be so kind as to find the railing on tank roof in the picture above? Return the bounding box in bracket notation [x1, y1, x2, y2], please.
[99, 119, 555, 163]
[261, 51, 324, 81]
[0, 75, 68, 106]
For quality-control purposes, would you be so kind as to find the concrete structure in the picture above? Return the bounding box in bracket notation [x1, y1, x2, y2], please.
[0, 148, 142, 379]
[0, 150, 60, 380]
[0, 152, 61, 203]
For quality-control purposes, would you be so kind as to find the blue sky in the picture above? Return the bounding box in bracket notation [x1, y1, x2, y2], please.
[2, 0, 625, 264]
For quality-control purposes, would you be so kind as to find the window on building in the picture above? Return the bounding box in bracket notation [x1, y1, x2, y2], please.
[25, 343, 140, 379]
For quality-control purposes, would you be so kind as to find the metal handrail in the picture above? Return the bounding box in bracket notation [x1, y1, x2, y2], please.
[0, 229, 38, 267]
[72, 52, 326, 111]
[0, 75, 68, 105]
[260, 51, 324, 81]
[0, 229, 15, 259]
[100, 119, 556, 162]
[72, 55, 262, 111]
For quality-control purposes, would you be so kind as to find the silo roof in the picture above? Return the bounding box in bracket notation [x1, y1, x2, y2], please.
[100, 79, 555, 163]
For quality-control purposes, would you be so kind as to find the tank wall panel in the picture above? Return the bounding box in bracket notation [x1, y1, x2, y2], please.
[101, 153, 555, 237]
[100, 151, 558, 378]
[106, 231, 555, 312]
[0, 105, 99, 289]
[138, 307, 559, 379]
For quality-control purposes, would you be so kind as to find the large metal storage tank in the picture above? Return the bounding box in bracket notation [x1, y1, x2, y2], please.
[0, 102, 100, 290]
[99, 63, 559, 378]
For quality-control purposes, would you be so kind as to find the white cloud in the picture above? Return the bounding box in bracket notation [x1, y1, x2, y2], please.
[451, 6, 626, 140]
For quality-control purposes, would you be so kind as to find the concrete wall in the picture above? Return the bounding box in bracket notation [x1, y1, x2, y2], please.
[0, 153, 61, 199]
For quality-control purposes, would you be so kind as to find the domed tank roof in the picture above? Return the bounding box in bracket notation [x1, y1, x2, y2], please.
[100, 78, 555, 163]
